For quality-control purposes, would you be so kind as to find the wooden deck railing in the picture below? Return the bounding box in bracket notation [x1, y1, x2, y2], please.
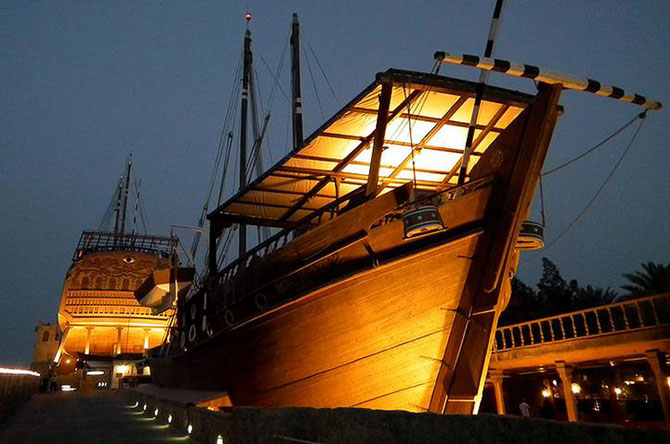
[494, 293, 670, 352]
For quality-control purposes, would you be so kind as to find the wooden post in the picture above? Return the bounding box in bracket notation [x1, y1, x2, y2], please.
[290, 13, 304, 152]
[428, 83, 563, 415]
[365, 82, 392, 198]
[239, 29, 253, 256]
[646, 349, 670, 427]
[556, 361, 578, 422]
[489, 369, 506, 415]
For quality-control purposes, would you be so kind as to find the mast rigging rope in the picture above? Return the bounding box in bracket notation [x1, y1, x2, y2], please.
[541, 112, 644, 177]
[520, 113, 647, 266]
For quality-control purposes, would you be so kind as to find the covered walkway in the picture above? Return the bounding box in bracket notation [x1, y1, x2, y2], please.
[486, 293, 670, 426]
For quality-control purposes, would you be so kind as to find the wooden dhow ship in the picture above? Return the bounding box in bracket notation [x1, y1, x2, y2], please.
[145, 15, 661, 415]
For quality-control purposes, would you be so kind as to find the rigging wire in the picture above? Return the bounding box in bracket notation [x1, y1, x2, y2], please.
[542, 112, 644, 177]
[520, 113, 647, 266]
[303, 44, 325, 120]
[302, 28, 340, 106]
[99, 176, 122, 230]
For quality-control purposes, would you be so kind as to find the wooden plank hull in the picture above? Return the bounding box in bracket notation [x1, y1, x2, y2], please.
[152, 231, 481, 412]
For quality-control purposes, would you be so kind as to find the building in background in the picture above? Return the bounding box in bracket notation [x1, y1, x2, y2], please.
[31, 322, 61, 375]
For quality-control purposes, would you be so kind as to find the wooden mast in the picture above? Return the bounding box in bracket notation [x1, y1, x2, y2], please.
[239, 24, 253, 256]
[113, 154, 132, 234]
[290, 13, 304, 152]
[428, 82, 563, 414]
[119, 154, 132, 234]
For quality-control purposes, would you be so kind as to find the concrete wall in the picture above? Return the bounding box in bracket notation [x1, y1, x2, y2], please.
[0, 374, 39, 425]
[125, 390, 670, 444]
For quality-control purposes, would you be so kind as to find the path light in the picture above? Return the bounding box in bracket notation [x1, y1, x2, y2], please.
[167, 414, 172, 424]
[143, 404, 147, 411]
[216, 435, 224, 444]
[541, 389, 550, 398]
[571, 383, 581, 394]
[187, 424, 193, 434]
[154, 408, 159, 417]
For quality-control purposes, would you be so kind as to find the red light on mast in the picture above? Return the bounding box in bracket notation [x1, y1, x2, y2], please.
[245, 13, 252, 22]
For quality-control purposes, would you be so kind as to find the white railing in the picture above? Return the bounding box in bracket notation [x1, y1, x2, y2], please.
[494, 293, 670, 351]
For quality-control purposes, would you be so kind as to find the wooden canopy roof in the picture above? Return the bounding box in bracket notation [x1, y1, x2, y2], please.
[209, 69, 534, 229]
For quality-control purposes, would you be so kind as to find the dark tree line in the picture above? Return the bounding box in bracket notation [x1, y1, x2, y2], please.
[499, 259, 670, 326]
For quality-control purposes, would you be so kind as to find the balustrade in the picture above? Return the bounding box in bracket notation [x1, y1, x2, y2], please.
[494, 293, 670, 352]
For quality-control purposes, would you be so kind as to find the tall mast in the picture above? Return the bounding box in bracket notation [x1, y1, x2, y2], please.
[239, 20, 253, 256]
[119, 154, 133, 234]
[290, 13, 304, 152]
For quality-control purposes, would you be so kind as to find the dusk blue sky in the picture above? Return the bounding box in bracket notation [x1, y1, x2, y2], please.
[2, 1, 668, 366]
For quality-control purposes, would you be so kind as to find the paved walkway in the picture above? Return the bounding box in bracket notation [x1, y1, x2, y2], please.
[0, 391, 201, 444]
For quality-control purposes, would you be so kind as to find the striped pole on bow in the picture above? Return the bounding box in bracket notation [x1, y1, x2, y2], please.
[434, 52, 663, 111]
[457, 0, 507, 186]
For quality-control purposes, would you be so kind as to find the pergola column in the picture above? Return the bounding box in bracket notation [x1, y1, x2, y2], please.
[84, 327, 93, 355]
[116, 327, 123, 355]
[556, 361, 578, 422]
[646, 349, 670, 427]
[489, 369, 506, 415]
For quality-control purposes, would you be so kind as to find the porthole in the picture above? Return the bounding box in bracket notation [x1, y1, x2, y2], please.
[224, 310, 234, 327]
[255, 293, 268, 310]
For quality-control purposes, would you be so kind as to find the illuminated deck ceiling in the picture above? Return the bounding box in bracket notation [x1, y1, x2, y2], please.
[210, 69, 534, 229]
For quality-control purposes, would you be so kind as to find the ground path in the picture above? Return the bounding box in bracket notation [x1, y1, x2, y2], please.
[0, 391, 201, 444]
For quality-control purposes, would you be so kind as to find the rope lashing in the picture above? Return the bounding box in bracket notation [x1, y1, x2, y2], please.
[434, 52, 662, 111]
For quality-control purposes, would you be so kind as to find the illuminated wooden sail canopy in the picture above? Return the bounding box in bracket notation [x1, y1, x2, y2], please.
[210, 69, 534, 229]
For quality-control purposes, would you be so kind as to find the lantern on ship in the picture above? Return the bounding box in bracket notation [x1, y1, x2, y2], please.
[402, 204, 444, 239]
[516, 220, 545, 250]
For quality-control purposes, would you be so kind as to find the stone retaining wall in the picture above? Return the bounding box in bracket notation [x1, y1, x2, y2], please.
[125, 390, 669, 444]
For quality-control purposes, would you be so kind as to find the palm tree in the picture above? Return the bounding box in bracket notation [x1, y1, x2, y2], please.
[573, 285, 617, 309]
[620, 262, 670, 299]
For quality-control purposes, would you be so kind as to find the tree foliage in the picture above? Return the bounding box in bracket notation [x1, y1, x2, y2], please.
[621, 262, 670, 299]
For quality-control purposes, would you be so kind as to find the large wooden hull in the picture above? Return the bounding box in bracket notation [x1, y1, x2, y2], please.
[152, 230, 481, 412]
[151, 82, 563, 414]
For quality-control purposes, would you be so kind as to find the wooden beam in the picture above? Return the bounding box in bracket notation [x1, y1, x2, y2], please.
[428, 83, 562, 415]
[377, 96, 468, 194]
[278, 90, 423, 222]
[350, 106, 508, 132]
[304, 137, 482, 156]
[366, 82, 393, 197]
[437, 104, 510, 190]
